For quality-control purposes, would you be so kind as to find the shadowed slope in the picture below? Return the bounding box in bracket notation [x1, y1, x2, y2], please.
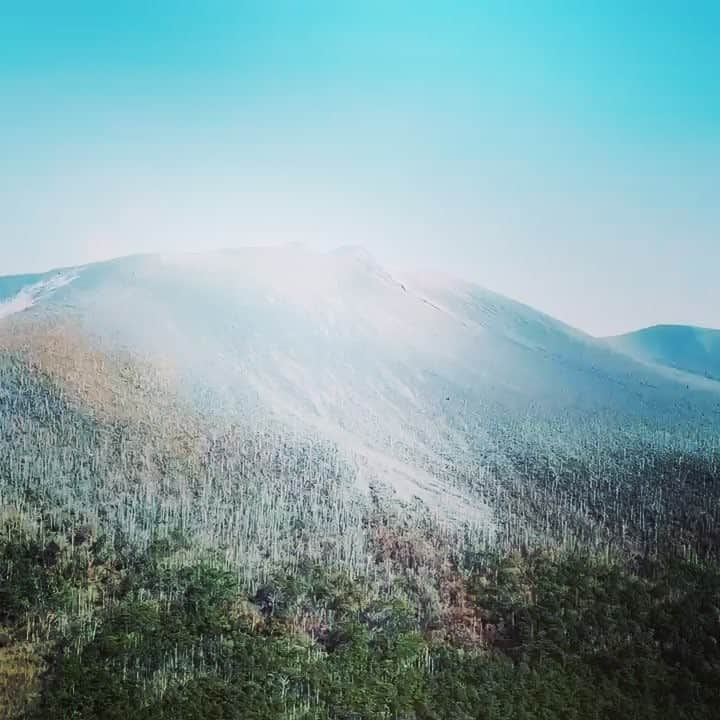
[606, 324, 720, 382]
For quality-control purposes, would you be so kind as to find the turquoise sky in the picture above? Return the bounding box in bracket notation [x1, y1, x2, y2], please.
[1, 1, 718, 335]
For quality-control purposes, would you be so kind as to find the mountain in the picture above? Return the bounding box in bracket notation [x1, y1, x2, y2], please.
[3, 246, 720, 718]
[1, 246, 719, 533]
[606, 324, 720, 382]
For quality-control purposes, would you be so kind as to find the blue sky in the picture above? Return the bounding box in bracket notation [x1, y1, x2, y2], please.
[1, 1, 718, 335]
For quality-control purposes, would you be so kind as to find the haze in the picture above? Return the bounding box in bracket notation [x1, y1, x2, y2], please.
[1, 2, 718, 335]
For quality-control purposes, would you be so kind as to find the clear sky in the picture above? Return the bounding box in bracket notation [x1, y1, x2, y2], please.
[1, 1, 718, 335]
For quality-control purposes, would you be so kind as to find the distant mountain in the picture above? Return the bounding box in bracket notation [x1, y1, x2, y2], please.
[606, 324, 720, 382]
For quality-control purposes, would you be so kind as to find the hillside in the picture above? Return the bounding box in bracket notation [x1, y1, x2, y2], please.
[1, 247, 719, 718]
[1, 246, 719, 554]
[606, 324, 720, 382]
[2, 247, 719, 517]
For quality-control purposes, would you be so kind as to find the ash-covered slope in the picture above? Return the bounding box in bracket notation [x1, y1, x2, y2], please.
[0, 270, 79, 320]
[1, 246, 719, 529]
[606, 324, 720, 383]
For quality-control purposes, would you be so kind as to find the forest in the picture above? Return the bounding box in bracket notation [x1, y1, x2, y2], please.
[1, 342, 719, 719]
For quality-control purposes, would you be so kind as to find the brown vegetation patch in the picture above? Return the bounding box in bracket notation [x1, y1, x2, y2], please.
[0, 313, 205, 463]
[0, 637, 46, 720]
[371, 523, 489, 648]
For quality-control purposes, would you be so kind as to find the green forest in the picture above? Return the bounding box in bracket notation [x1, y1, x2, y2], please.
[2, 500, 719, 718]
